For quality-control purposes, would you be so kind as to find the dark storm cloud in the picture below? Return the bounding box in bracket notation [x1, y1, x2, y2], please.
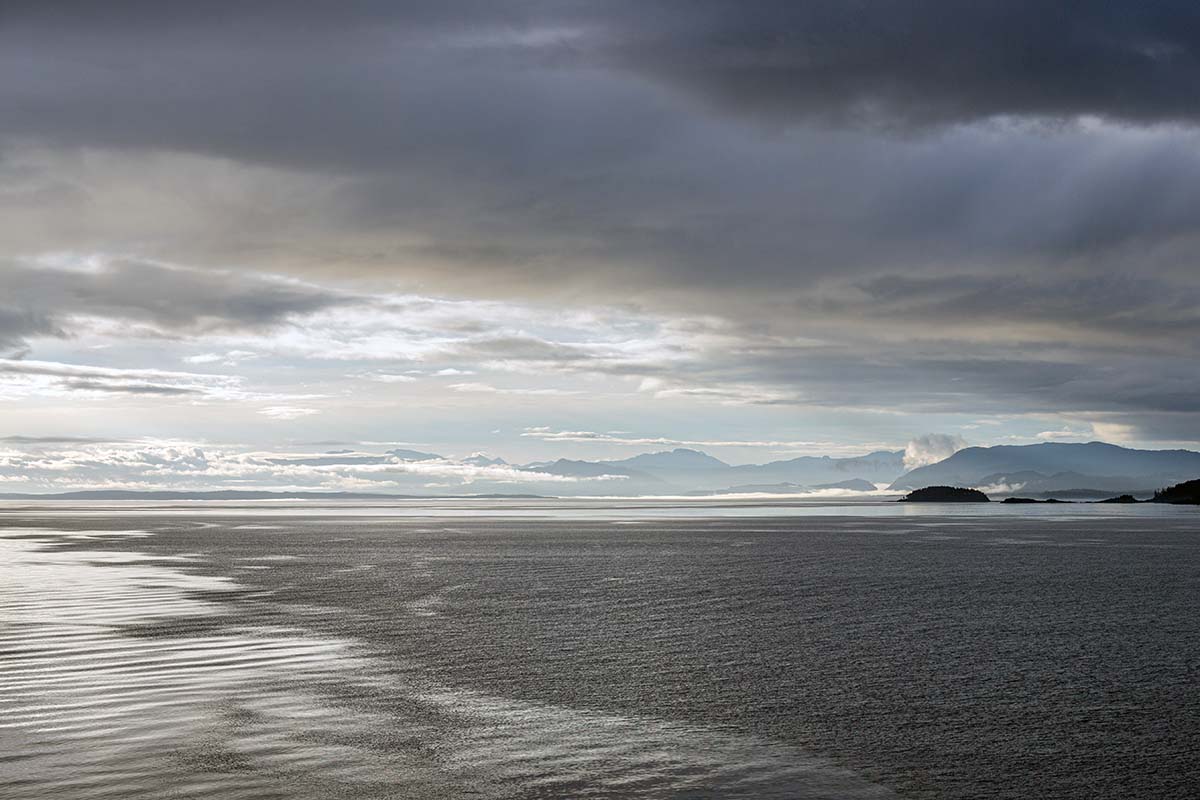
[3, 1, 1198, 181]
[3, 2, 1200, 438]
[7, 0, 1200, 167]
[603, 1, 1200, 127]
[0, 1, 595, 172]
[4, 2, 1200, 282]
[9, 1, 1200, 302]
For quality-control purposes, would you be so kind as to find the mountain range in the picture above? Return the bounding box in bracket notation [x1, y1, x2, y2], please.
[525, 448, 906, 494]
[522, 442, 1200, 497]
[889, 442, 1200, 498]
[2, 442, 1197, 499]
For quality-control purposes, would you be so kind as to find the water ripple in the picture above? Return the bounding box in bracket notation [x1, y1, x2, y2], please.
[1, 528, 892, 799]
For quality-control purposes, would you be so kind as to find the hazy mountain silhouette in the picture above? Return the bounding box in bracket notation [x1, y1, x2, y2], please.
[716, 450, 905, 489]
[890, 442, 1200, 493]
[523, 459, 661, 482]
[519, 448, 906, 494]
[605, 448, 730, 471]
[386, 448, 442, 461]
[462, 453, 508, 467]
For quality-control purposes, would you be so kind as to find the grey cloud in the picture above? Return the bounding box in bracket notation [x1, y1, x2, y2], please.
[6, 1, 1200, 188]
[371, 306, 1200, 425]
[12, 260, 350, 328]
[0, 259, 355, 350]
[5, 5, 1200, 299]
[2, 2, 1199, 438]
[451, 336, 598, 364]
[11, 90, 1200, 313]
[1095, 412, 1200, 444]
[58, 379, 203, 396]
[467, 316, 1200, 434]
[0, 2, 612, 173]
[0, 306, 60, 355]
[0, 435, 121, 444]
[11, 2, 1200, 129]
[603, 1, 1200, 127]
[727, 345, 1200, 417]
[0, 358, 240, 397]
[0, 2, 550, 41]
[841, 271, 1200, 349]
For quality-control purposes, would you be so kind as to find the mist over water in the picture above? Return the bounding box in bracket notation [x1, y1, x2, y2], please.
[2, 506, 1198, 798]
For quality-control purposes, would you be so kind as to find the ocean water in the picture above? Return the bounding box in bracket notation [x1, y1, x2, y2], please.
[2, 504, 1198, 798]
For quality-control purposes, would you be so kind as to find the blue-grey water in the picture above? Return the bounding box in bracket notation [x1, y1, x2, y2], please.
[2, 502, 1198, 798]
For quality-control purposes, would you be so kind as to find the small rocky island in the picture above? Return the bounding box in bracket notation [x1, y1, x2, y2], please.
[898, 486, 990, 502]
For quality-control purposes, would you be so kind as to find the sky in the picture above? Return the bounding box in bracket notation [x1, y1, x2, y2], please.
[2, 1, 1199, 492]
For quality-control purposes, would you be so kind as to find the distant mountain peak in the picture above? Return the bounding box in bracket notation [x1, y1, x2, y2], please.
[462, 452, 508, 467]
[607, 448, 730, 470]
[527, 459, 659, 481]
[386, 448, 442, 462]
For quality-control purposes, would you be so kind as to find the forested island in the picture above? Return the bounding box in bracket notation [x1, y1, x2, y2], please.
[1151, 478, 1200, 504]
[898, 486, 990, 502]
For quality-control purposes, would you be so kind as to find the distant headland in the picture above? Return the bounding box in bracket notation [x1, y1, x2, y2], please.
[1152, 478, 1200, 504]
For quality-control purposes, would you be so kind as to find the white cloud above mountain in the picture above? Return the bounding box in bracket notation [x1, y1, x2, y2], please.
[904, 434, 970, 470]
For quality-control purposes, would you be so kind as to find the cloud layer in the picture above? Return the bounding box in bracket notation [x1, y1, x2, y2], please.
[904, 434, 970, 470]
[0, 440, 619, 494]
[1, 3, 1198, 458]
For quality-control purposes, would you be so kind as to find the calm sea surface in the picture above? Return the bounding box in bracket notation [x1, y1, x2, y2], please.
[2, 502, 1198, 798]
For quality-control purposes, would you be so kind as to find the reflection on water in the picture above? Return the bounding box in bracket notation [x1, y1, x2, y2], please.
[1, 534, 359, 799]
[0, 527, 892, 799]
